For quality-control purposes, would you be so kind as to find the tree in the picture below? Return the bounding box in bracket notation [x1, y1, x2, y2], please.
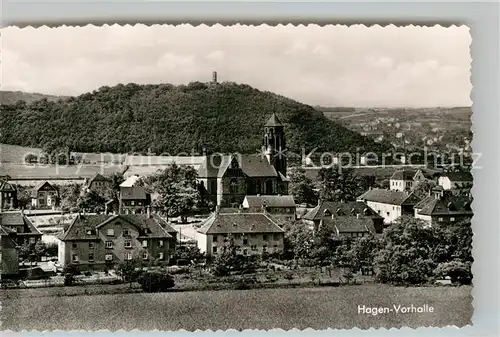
[109, 172, 125, 200]
[143, 164, 201, 222]
[77, 190, 106, 213]
[140, 271, 175, 292]
[34, 241, 47, 261]
[63, 264, 80, 286]
[117, 259, 138, 288]
[434, 260, 472, 285]
[288, 167, 318, 205]
[19, 242, 35, 263]
[172, 244, 205, 265]
[59, 183, 82, 211]
[412, 180, 437, 199]
[317, 167, 368, 202]
[16, 186, 32, 209]
[283, 221, 315, 261]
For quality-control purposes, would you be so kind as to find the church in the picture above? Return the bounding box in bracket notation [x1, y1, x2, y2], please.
[197, 113, 290, 207]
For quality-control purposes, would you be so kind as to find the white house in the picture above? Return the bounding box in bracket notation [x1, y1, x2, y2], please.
[357, 188, 421, 223]
[438, 172, 473, 192]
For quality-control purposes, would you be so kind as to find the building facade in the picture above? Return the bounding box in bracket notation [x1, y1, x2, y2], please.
[357, 188, 421, 224]
[196, 210, 285, 257]
[0, 211, 42, 246]
[85, 173, 112, 199]
[414, 188, 473, 225]
[0, 181, 18, 211]
[58, 213, 177, 270]
[31, 181, 59, 209]
[0, 225, 20, 277]
[119, 175, 151, 214]
[437, 172, 473, 194]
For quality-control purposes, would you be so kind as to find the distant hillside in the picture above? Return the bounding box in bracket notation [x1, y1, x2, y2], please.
[0, 91, 68, 105]
[0, 82, 391, 155]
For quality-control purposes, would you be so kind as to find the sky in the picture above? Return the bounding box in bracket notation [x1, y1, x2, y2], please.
[1, 24, 472, 108]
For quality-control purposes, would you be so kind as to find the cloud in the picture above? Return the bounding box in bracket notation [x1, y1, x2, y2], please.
[1, 25, 471, 107]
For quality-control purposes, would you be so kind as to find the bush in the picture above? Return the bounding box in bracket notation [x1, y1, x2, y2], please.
[63, 264, 80, 286]
[140, 271, 175, 292]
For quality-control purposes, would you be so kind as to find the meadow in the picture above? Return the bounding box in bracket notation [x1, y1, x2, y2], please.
[1, 284, 472, 330]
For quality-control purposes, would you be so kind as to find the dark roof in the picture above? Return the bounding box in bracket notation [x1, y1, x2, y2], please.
[120, 186, 147, 200]
[0, 225, 17, 235]
[417, 194, 473, 216]
[264, 113, 283, 127]
[321, 217, 373, 234]
[414, 195, 435, 209]
[89, 173, 110, 183]
[197, 155, 278, 178]
[0, 181, 17, 192]
[59, 214, 175, 241]
[0, 212, 42, 236]
[244, 195, 296, 208]
[31, 181, 57, 197]
[197, 212, 284, 235]
[441, 171, 473, 182]
[303, 201, 383, 221]
[357, 189, 421, 206]
[390, 169, 417, 181]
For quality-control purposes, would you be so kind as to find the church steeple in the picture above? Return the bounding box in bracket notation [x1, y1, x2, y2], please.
[263, 113, 287, 176]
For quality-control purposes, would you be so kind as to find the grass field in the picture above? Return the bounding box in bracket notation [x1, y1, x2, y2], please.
[0, 284, 471, 330]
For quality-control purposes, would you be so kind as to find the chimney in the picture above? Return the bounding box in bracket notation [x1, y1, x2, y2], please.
[147, 206, 152, 218]
[356, 214, 360, 219]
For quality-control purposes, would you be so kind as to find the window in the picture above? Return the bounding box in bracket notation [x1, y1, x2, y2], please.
[72, 254, 79, 262]
[243, 238, 248, 245]
[29, 237, 36, 244]
[105, 254, 113, 261]
[107, 228, 114, 236]
[89, 242, 95, 249]
[142, 240, 148, 248]
[263, 234, 268, 241]
[273, 244, 278, 249]
[386, 212, 390, 216]
[124, 229, 130, 236]
[234, 233, 241, 240]
[251, 245, 257, 251]
[159, 252, 164, 260]
[213, 235, 218, 243]
[235, 245, 241, 250]
[105, 241, 113, 248]
[88, 253, 94, 262]
[86, 229, 96, 235]
[230, 179, 238, 194]
[72, 243, 78, 249]
[262, 245, 267, 252]
[243, 249, 248, 256]
[450, 217, 456, 222]
[159, 240, 164, 247]
[212, 247, 217, 253]
[125, 252, 132, 260]
[131, 201, 135, 206]
[438, 217, 444, 222]
[124, 240, 132, 248]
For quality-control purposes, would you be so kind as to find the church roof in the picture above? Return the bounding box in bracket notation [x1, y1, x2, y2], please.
[197, 155, 278, 178]
[265, 113, 283, 127]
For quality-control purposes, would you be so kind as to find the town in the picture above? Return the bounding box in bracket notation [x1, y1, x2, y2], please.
[0, 111, 473, 292]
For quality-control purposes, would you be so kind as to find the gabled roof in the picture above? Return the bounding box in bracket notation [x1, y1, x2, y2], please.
[0, 225, 17, 235]
[417, 194, 473, 216]
[414, 195, 435, 209]
[390, 169, 417, 181]
[0, 212, 42, 236]
[264, 113, 283, 127]
[120, 175, 140, 187]
[197, 155, 278, 178]
[59, 214, 176, 241]
[303, 201, 383, 221]
[31, 181, 57, 197]
[120, 186, 147, 200]
[440, 171, 473, 182]
[0, 181, 17, 192]
[322, 217, 372, 234]
[357, 188, 421, 206]
[244, 195, 296, 208]
[89, 173, 110, 183]
[197, 212, 285, 235]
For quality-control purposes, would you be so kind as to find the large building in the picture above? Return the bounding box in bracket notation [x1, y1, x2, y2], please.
[119, 175, 151, 214]
[242, 195, 296, 223]
[57, 212, 177, 269]
[389, 169, 433, 192]
[357, 188, 421, 223]
[197, 113, 290, 207]
[195, 209, 285, 257]
[85, 173, 112, 199]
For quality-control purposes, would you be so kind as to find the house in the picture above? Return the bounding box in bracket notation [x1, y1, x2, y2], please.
[85, 173, 112, 198]
[242, 195, 296, 222]
[356, 188, 421, 223]
[438, 171, 473, 194]
[119, 175, 151, 214]
[302, 200, 384, 235]
[57, 210, 177, 270]
[0, 225, 20, 277]
[414, 188, 473, 225]
[0, 181, 18, 211]
[31, 181, 59, 209]
[197, 113, 290, 207]
[195, 208, 285, 257]
[0, 211, 43, 246]
[389, 169, 433, 191]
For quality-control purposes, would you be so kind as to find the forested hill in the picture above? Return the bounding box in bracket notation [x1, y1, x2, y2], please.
[0, 91, 68, 105]
[0, 82, 391, 155]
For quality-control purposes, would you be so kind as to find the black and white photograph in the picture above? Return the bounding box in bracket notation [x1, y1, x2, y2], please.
[0, 24, 473, 330]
